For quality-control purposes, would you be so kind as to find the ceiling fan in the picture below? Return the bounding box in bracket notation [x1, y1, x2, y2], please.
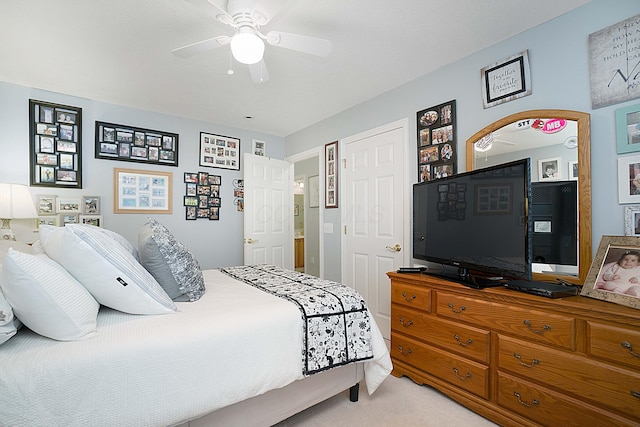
[172, 0, 332, 83]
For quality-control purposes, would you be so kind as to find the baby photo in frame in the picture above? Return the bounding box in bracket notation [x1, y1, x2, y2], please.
[581, 235, 640, 310]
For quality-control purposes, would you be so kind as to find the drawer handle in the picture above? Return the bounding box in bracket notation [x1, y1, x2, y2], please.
[631, 390, 640, 399]
[399, 317, 414, 327]
[401, 292, 416, 302]
[452, 367, 471, 381]
[513, 353, 540, 368]
[454, 334, 473, 347]
[514, 391, 539, 408]
[523, 319, 551, 335]
[621, 341, 640, 358]
[447, 303, 466, 314]
[397, 345, 412, 356]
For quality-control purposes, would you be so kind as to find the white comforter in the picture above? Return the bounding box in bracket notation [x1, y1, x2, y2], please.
[0, 269, 391, 426]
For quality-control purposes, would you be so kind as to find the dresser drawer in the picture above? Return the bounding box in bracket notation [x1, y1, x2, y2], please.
[391, 305, 490, 363]
[587, 321, 640, 370]
[435, 292, 576, 350]
[498, 334, 640, 419]
[391, 334, 489, 399]
[391, 282, 431, 311]
[497, 372, 635, 427]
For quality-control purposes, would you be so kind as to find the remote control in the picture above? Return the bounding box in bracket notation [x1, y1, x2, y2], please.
[397, 267, 426, 273]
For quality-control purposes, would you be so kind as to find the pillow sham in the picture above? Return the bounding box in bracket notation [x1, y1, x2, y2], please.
[0, 248, 98, 341]
[0, 285, 21, 345]
[139, 218, 205, 301]
[39, 224, 176, 315]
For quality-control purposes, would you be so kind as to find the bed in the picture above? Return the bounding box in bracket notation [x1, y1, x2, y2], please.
[0, 221, 392, 427]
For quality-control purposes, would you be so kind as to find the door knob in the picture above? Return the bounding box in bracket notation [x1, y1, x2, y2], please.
[386, 244, 401, 252]
[245, 238, 259, 244]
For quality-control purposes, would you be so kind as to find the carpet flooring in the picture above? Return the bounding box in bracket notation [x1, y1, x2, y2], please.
[274, 374, 499, 427]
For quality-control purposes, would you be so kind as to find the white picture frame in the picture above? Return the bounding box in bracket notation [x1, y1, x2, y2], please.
[538, 157, 561, 181]
[568, 160, 578, 180]
[56, 197, 81, 213]
[252, 139, 265, 156]
[618, 155, 640, 204]
[624, 205, 640, 236]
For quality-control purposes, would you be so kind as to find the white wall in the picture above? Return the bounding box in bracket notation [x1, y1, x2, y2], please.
[286, 0, 640, 278]
[0, 83, 285, 270]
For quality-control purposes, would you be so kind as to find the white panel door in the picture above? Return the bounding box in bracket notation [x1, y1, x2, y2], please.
[343, 120, 407, 339]
[243, 153, 294, 269]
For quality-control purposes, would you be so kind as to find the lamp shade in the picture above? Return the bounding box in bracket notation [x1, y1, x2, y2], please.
[0, 184, 38, 219]
[230, 31, 265, 65]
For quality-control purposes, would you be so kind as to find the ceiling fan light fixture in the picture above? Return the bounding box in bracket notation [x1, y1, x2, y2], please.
[230, 31, 264, 65]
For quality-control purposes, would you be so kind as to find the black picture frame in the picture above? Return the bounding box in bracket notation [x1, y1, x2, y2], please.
[184, 171, 222, 220]
[416, 100, 456, 183]
[95, 121, 179, 167]
[29, 99, 82, 188]
[199, 132, 240, 170]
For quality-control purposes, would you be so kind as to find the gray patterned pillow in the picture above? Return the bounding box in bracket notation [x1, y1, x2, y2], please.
[138, 218, 205, 301]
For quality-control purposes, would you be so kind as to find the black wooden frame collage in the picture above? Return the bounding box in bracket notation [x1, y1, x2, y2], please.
[416, 100, 457, 183]
[29, 99, 83, 188]
[183, 171, 222, 220]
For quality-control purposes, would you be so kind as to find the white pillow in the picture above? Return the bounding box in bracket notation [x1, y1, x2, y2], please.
[82, 224, 139, 260]
[139, 218, 206, 302]
[0, 284, 21, 345]
[0, 248, 98, 341]
[39, 224, 176, 315]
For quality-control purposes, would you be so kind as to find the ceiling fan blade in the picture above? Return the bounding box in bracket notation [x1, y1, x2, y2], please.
[183, 0, 233, 24]
[248, 60, 270, 83]
[171, 36, 231, 58]
[265, 31, 332, 57]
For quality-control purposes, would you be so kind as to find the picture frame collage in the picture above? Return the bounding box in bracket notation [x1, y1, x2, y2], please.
[35, 194, 102, 229]
[114, 168, 172, 214]
[325, 141, 338, 208]
[95, 121, 179, 166]
[417, 100, 456, 183]
[29, 99, 82, 188]
[183, 171, 222, 220]
[199, 132, 240, 171]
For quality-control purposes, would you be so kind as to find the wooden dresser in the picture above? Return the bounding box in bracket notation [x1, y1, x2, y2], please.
[387, 271, 640, 427]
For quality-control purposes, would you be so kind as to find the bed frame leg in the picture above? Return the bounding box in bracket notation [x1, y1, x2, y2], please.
[349, 383, 359, 402]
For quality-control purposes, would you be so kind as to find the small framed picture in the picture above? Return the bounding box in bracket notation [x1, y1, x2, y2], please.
[624, 206, 640, 236]
[252, 139, 265, 156]
[79, 214, 103, 227]
[568, 160, 578, 180]
[538, 157, 561, 181]
[82, 196, 101, 214]
[36, 195, 56, 215]
[60, 213, 79, 225]
[56, 197, 81, 213]
[581, 235, 640, 309]
[616, 103, 640, 154]
[618, 155, 640, 204]
[34, 215, 58, 230]
[481, 50, 531, 108]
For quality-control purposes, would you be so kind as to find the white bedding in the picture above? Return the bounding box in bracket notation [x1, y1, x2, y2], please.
[0, 269, 391, 426]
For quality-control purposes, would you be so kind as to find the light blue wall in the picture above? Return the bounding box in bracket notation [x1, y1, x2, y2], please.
[0, 83, 285, 270]
[286, 0, 640, 278]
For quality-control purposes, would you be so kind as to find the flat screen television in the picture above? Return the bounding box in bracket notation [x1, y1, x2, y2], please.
[413, 158, 532, 287]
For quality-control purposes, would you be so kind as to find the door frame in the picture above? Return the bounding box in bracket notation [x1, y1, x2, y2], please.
[286, 146, 324, 278]
[340, 118, 412, 281]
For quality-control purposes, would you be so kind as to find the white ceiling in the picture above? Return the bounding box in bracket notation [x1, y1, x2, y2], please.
[0, 0, 590, 137]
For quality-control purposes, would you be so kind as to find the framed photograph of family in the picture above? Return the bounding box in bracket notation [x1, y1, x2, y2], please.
[617, 155, 640, 203]
[29, 99, 82, 188]
[114, 168, 172, 214]
[581, 235, 640, 310]
[416, 100, 456, 183]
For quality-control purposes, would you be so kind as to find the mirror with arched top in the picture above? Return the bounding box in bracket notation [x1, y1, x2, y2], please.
[466, 110, 591, 285]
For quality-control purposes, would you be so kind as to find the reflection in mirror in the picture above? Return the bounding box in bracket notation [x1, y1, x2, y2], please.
[467, 110, 591, 285]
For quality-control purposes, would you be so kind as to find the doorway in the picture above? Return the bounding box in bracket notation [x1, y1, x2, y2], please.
[288, 148, 322, 278]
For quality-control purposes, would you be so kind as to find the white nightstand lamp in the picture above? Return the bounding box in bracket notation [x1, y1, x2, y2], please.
[0, 183, 38, 241]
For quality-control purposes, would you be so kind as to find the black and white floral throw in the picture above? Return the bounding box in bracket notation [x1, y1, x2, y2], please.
[220, 265, 374, 375]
